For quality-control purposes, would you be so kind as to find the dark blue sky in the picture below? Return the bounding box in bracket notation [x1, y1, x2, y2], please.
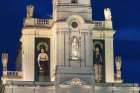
[0, 0, 140, 83]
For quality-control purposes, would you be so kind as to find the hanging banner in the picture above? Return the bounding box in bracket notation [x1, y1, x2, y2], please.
[93, 40, 105, 83]
[35, 38, 50, 81]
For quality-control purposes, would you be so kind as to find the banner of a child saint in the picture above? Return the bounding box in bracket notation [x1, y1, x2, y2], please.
[93, 40, 105, 83]
[35, 38, 50, 81]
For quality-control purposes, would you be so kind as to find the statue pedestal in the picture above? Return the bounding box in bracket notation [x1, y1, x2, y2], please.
[114, 80, 123, 83]
[55, 66, 95, 93]
[56, 66, 95, 84]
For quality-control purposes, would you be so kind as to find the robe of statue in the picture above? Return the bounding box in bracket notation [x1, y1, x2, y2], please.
[71, 37, 80, 60]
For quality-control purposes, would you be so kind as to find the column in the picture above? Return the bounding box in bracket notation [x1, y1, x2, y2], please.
[22, 34, 35, 81]
[86, 32, 93, 67]
[105, 37, 114, 82]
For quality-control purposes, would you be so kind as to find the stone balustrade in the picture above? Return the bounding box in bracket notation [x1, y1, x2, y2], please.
[24, 18, 52, 27]
[93, 21, 105, 29]
[6, 71, 23, 79]
[24, 18, 112, 30]
[34, 19, 48, 25]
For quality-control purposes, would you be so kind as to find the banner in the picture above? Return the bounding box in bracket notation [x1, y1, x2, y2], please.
[93, 40, 105, 83]
[35, 38, 50, 81]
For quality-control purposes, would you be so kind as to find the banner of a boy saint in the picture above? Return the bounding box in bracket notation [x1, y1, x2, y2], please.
[35, 38, 50, 81]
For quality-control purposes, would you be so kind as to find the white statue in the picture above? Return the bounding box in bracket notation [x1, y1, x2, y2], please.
[1, 53, 8, 77]
[116, 57, 121, 70]
[26, 5, 34, 18]
[1, 53, 8, 70]
[71, 37, 80, 60]
[104, 8, 112, 20]
[115, 56, 122, 80]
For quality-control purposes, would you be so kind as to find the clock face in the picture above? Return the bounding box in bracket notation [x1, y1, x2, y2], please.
[71, 21, 78, 29]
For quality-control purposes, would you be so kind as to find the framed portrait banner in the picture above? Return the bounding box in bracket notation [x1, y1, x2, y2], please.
[93, 40, 105, 83]
[35, 38, 50, 81]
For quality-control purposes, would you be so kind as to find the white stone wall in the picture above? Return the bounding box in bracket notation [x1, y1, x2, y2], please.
[53, 0, 92, 21]
[54, 0, 91, 4]
[21, 29, 35, 81]
[21, 28, 52, 81]
[55, 28, 93, 67]
[4, 83, 139, 93]
[5, 86, 55, 93]
[105, 36, 114, 82]
[21, 19, 115, 83]
[85, 32, 93, 67]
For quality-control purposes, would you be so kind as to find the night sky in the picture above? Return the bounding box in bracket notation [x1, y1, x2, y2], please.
[0, 0, 140, 84]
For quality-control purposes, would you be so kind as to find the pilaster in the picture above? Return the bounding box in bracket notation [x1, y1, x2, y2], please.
[22, 29, 35, 81]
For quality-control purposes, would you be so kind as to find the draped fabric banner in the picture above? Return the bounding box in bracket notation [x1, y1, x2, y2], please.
[35, 38, 50, 81]
[93, 40, 105, 83]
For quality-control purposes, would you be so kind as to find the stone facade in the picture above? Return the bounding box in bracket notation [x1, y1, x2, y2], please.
[1, 0, 140, 93]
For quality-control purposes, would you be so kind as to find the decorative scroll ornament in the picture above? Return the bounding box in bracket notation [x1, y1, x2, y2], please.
[64, 78, 87, 86]
[70, 78, 82, 86]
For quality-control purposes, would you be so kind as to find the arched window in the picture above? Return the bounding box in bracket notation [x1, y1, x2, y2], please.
[71, 0, 78, 4]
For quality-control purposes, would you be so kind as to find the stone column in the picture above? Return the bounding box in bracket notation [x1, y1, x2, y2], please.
[22, 30, 35, 81]
[105, 36, 114, 82]
[85, 32, 93, 67]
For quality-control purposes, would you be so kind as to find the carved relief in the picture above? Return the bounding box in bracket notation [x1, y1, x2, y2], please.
[62, 78, 87, 86]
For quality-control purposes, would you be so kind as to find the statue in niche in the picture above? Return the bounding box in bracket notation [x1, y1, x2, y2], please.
[37, 47, 49, 75]
[94, 47, 103, 82]
[71, 37, 80, 60]
[104, 8, 112, 20]
[26, 5, 34, 18]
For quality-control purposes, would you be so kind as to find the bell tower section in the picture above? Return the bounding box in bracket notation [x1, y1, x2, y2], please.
[53, 0, 92, 21]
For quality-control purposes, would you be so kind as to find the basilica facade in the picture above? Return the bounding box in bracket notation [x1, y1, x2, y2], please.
[1, 0, 139, 93]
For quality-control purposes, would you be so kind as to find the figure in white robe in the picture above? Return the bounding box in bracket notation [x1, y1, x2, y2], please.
[71, 37, 80, 60]
[104, 8, 112, 21]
